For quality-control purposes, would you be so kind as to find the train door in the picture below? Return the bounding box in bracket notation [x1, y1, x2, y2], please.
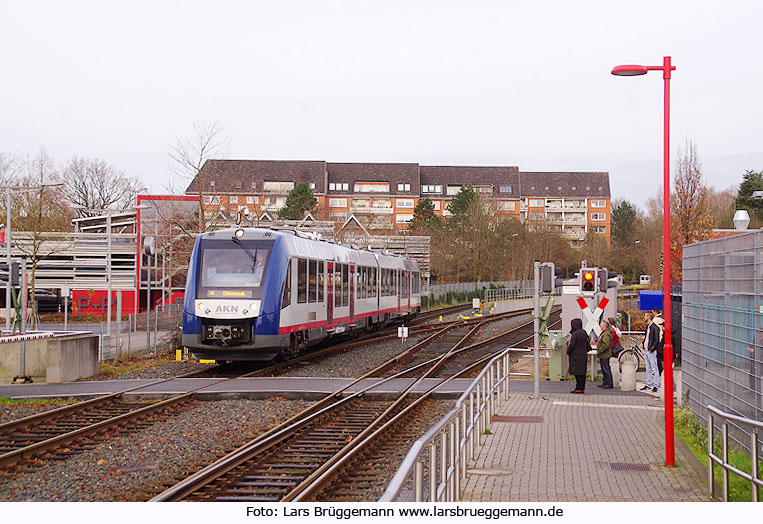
[397, 269, 401, 314]
[407, 271, 411, 311]
[349, 265, 355, 325]
[327, 262, 334, 329]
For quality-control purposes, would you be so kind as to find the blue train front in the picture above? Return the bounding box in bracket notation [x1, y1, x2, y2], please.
[183, 227, 422, 361]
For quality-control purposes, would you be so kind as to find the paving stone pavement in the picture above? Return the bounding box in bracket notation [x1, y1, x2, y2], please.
[460, 386, 710, 502]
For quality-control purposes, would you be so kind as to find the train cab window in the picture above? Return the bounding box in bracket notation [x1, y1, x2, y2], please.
[297, 258, 307, 303]
[318, 261, 324, 302]
[308, 259, 317, 303]
[342, 264, 349, 306]
[335, 264, 342, 308]
[282, 259, 291, 308]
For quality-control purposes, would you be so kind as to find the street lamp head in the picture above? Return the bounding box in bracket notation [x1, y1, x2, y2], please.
[611, 64, 648, 76]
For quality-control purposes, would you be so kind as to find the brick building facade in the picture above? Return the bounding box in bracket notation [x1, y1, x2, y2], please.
[185, 160, 611, 243]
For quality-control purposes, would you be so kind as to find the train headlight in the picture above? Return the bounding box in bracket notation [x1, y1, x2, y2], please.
[197, 302, 206, 311]
[234, 228, 245, 238]
[249, 302, 258, 312]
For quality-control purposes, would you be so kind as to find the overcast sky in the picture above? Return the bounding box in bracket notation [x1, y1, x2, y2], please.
[2, 0, 761, 207]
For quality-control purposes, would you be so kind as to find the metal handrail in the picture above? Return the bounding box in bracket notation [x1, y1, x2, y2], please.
[707, 404, 762, 502]
[380, 345, 520, 502]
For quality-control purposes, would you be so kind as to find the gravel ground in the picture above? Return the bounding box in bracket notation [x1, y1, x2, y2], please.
[0, 398, 312, 501]
[0, 399, 80, 424]
[277, 333, 431, 378]
[78, 360, 210, 382]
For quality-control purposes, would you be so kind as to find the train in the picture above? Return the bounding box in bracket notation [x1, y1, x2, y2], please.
[182, 227, 422, 361]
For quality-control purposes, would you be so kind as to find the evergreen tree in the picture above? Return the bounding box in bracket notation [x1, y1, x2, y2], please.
[279, 182, 318, 220]
[409, 197, 440, 234]
[735, 170, 763, 221]
[447, 185, 476, 216]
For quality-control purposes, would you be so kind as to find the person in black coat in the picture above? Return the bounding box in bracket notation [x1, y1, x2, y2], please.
[567, 318, 590, 393]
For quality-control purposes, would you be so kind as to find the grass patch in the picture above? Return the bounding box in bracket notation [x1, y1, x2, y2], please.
[96, 357, 165, 377]
[0, 396, 75, 407]
[674, 408, 762, 502]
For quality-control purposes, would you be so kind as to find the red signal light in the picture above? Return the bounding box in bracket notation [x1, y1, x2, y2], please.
[583, 272, 594, 281]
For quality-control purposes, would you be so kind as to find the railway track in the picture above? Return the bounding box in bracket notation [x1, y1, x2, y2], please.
[150, 308, 547, 502]
[0, 303, 485, 470]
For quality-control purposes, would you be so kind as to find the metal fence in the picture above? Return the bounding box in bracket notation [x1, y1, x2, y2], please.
[682, 232, 763, 455]
[423, 280, 533, 299]
[37, 303, 183, 361]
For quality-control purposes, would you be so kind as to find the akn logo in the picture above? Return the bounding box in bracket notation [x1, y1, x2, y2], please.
[216, 305, 238, 313]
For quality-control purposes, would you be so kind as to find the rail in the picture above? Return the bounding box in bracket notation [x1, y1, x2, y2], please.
[707, 404, 762, 502]
[379, 344, 520, 502]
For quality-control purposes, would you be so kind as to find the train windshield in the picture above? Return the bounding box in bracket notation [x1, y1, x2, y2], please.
[198, 239, 274, 298]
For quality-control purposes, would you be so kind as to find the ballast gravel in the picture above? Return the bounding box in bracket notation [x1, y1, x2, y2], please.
[0, 398, 312, 502]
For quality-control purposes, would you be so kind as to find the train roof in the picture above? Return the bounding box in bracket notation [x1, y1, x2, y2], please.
[201, 227, 420, 271]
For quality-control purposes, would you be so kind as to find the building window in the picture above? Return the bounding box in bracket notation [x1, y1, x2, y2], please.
[591, 200, 607, 208]
[396, 214, 414, 223]
[251, 181, 257, 189]
[355, 182, 389, 193]
[594, 226, 607, 234]
[396, 199, 414, 208]
[329, 183, 336, 191]
[210, 180, 216, 187]
[446, 185, 462, 196]
[329, 198, 348, 208]
[498, 201, 516, 211]
[263, 180, 295, 192]
[246, 196, 257, 204]
[591, 213, 606, 221]
[309, 182, 316, 190]
[528, 199, 544, 207]
[432, 201, 441, 210]
[396, 183, 411, 192]
[235, 181, 242, 189]
[474, 185, 492, 194]
[203, 195, 220, 205]
[229, 195, 238, 204]
[422, 185, 442, 193]
[499, 186, 512, 193]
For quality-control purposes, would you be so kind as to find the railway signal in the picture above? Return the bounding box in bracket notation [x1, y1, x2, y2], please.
[540, 262, 563, 293]
[579, 267, 596, 296]
[0, 261, 19, 286]
[597, 267, 619, 292]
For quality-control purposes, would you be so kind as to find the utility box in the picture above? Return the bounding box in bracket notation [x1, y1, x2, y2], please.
[639, 290, 663, 311]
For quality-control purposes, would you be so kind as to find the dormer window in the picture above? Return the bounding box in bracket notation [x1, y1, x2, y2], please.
[235, 181, 243, 189]
[210, 180, 216, 187]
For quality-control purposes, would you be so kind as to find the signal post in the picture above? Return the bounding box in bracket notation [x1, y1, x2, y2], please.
[553, 266, 618, 381]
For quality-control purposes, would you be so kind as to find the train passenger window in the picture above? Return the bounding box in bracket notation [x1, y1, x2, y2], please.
[362, 267, 368, 299]
[308, 260, 317, 303]
[318, 261, 324, 302]
[342, 264, 349, 306]
[282, 259, 291, 308]
[297, 258, 307, 303]
[372, 267, 377, 296]
[337, 264, 343, 306]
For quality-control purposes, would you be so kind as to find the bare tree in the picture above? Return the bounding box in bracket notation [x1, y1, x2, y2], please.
[169, 120, 229, 232]
[12, 149, 74, 321]
[62, 157, 146, 216]
[671, 138, 713, 280]
[0, 152, 21, 188]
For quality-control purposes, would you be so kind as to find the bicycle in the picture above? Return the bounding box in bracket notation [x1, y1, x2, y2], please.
[617, 344, 643, 368]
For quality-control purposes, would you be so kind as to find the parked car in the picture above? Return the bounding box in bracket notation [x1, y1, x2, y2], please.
[33, 289, 60, 313]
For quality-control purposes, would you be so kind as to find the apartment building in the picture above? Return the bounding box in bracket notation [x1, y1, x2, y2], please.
[185, 159, 611, 242]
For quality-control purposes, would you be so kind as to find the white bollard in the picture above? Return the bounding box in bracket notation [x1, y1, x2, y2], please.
[610, 357, 620, 388]
[620, 356, 637, 392]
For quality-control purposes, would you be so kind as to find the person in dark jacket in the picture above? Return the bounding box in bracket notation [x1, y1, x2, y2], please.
[567, 318, 590, 393]
[596, 320, 613, 389]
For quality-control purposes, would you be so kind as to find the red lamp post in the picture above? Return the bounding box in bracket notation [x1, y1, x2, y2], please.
[612, 56, 676, 467]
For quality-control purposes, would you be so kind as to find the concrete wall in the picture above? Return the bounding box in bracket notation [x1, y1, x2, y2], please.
[0, 333, 99, 383]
